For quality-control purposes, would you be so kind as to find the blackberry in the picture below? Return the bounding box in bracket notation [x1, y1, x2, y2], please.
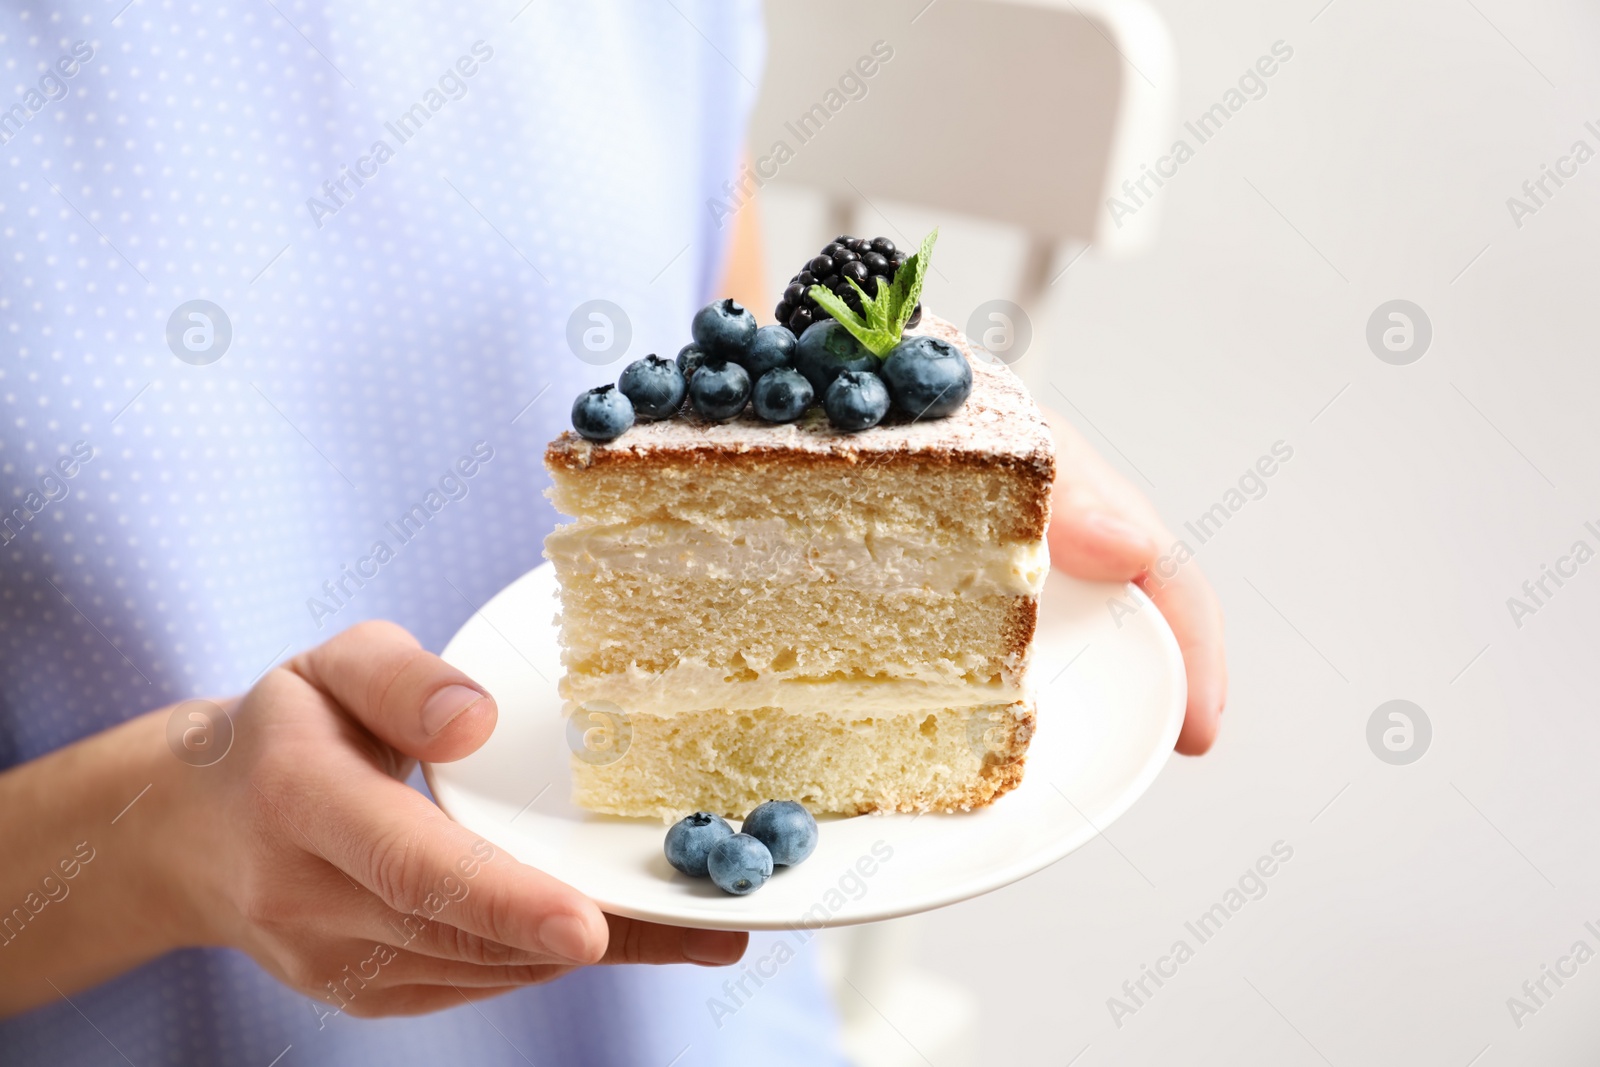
[776, 234, 919, 335]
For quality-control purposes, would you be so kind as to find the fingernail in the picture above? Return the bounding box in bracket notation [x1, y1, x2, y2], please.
[539, 914, 596, 963]
[683, 929, 744, 966]
[1084, 511, 1154, 553]
[421, 684, 486, 736]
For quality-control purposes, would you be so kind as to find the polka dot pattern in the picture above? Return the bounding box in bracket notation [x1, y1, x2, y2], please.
[1, 3, 843, 1063]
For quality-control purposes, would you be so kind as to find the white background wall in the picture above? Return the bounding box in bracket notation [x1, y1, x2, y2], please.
[758, 1, 1600, 1063]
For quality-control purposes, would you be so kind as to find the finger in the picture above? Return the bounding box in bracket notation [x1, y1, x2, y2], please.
[1137, 561, 1227, 755]
[292, 772, 611, 966]
[318, 941, 573, 990]
[1046, 500, 1159, 582]
[290, 619, 497, 762]
[324, 882, 562, 967]
[337, 982, 530, 1019]
[601, 916, 747, 967]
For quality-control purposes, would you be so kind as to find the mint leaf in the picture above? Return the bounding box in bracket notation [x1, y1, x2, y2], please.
[890, 228, 938, 337]
[849, 275, 893, 334]
[802, 229, 939, 357]
[807, 285, 897, 355]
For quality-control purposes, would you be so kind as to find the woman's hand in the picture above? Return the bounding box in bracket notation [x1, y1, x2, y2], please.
[1043, 411, 1228, 755]
[150, 620, 746, 1018]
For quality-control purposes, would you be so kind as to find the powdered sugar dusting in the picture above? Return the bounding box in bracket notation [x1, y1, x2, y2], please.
[547, 314, 1054, 470]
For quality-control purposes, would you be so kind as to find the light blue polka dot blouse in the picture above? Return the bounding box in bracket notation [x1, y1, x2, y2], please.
[0, 2, 844, 1062]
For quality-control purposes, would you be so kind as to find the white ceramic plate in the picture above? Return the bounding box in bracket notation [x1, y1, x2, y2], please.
[424, 563, 1185, 931]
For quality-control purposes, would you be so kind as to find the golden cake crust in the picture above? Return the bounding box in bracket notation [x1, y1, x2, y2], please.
[860, 703, 1036, 815]
[569, 703, 1037, 820]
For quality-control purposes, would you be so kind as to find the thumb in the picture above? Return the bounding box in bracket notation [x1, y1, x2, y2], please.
[1047, 504, 1159, 582]
[290, 619, 498, 762]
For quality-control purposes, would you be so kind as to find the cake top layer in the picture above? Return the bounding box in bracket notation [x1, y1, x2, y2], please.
[546, 315, 1054, 474]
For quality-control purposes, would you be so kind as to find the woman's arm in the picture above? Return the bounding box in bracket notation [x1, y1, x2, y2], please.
[0, 622, 746, 1019]
[0, 710, 185, 1010]
[716, 159, 769, 317]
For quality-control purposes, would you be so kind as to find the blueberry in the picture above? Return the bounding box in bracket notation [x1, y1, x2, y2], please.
[689, 359, 752, 421]
[741, 800, 818, 866]
[571, 384, 634, 442]
[664, 811, 735, 877]
[691, 298, 757, 362]
[707, 833, 773, 895]
[752, 368, 814, 423]
[617, 354, 686, 419]
[741, 324, 797, 380]
[677, 342, 709, 381]
[881, 335, 972, 419]
[793, 320, 880, 396]
[824, 370, 891, 431]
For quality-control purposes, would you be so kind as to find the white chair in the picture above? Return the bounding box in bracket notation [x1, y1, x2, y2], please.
[748, 0, 1176, 310]
[746, 3, 1176, 1063]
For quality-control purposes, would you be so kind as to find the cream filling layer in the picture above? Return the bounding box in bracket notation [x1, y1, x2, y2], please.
[559, 658, 1027, 716]
[545, 519, 1048, 596]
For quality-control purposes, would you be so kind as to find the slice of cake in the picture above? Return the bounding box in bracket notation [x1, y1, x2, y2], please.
[544, 311, 1055, 820]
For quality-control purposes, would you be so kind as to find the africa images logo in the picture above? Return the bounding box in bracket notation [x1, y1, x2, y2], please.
[305, 442, 495, 627]
[1, 440, 96, 547]
[0, 40, 94, 146]
[1105, 40, 1294, 228]
[304, 41, 495, 229]
[707, 40, 895, 228]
